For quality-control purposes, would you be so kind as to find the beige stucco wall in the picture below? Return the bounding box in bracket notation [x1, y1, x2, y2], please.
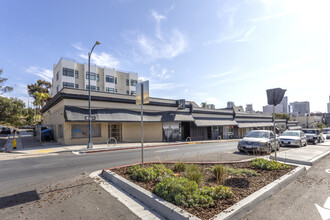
[122, 122, 162, 142]
[63, 122, 108, 145]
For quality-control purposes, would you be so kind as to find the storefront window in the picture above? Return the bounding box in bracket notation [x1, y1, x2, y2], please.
[71, 124, 101, 138]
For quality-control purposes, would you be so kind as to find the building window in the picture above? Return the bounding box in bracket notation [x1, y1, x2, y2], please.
[131, 79, 137, 86]
[96, 74, 99, 82]
[57, 85, 59, 93]
[58, 125, 63, 138]
[71, 124, 101, 138]
[86, 72, 96, 80]
[75, 70, 79, 79]
[115, 89, 117, 93]
[97, 86, 100, 91]
[115, 77, 117, 84]
[131, 90, 136, 95]
[126, 79, 129, 86]
[56, 71, 59, 80]
[63, 68, 74, 77]
[106, 87, 115, 93]
[75, 84, 79, 89]
[126, 90, 129, 95]
[86, 85, 96, 91]
[63, 82, 74, 88]
[105, 75, 114, 83]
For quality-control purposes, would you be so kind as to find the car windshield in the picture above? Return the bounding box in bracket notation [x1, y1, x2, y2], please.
[323, 131, 330, 134]
[246, 131, 269, 138]
[282, 131, 299, 136]
[302, 130, 316, 134]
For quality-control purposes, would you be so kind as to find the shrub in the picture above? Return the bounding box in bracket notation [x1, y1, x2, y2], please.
[173, 162, 186, 173]
[186, 164, 203, 185]
[128, 164, 174, 182]
[153, 177, 233, 208]
[225, 167, 259, 177]
[212, 165, 227, 184]
[252, 158, 291, 170]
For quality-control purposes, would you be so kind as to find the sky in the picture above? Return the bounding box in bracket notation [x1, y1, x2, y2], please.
[1, 0, 330, 112]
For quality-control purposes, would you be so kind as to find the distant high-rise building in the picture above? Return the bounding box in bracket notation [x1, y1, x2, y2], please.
[206, 104, 215, 109]
[263, 105, 283, 114]
[280, 96, 288, 114]
[327, 96, 330, 113]
[290, 101, 310, 116]
[227, 101, 235, 108]
[245, 104, 254, 113]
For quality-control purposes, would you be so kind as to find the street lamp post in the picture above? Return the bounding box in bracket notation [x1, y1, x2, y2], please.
[87, 41, 101, 149]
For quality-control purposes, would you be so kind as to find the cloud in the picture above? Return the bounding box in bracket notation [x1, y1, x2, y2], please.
[206, 69, 239, 79]
[26, 66, 52, 81]
[204, 26, 256, 45]
[150, 65, 171, 80]
[72, 42, 84, 51]
[250, 12, 288, 22]
[79, 52, 120, 69]
[126, 9, 187, 62]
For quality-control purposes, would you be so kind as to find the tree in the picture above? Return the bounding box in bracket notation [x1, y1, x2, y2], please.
[274, 113, 291, 121]
[27, 80, 51, 98]
[201, 102, 207, 108]
[0, 69, 13, 94]
[0, 96, 27, 127]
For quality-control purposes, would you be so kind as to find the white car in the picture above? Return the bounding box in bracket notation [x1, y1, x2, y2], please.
[279, 130, 307, 147]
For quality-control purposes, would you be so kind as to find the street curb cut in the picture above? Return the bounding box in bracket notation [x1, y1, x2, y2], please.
[214, 166, 306, 220]
[270, 150, 330, 166]
[101, 169, 200, 220]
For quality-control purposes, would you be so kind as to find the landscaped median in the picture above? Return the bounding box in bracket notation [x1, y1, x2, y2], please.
[101, 159, 305, 220]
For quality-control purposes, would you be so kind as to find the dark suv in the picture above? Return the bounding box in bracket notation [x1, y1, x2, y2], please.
[301, 129, 324, 145]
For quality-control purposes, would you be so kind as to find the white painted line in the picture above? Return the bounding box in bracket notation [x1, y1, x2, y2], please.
[72, 151, 86, 155]
[155, 149, 178, 153]
[90, 170, 164, 220]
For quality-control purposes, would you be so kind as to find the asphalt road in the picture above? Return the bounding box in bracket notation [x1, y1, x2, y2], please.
[0, 140, 309, 219]
[0, 134, 8, 150]
[242, 153, 330, 220]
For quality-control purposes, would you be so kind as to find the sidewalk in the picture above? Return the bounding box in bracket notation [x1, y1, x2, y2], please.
[270, 141, 330, 165]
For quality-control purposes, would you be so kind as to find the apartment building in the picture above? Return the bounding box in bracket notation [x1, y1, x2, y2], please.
[289, 101, 310, 116]
[50, 58, 138, 97]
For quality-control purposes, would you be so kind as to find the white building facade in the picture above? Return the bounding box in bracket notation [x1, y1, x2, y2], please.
[262, 104, 283, 114]
[50, 58, 138, 97]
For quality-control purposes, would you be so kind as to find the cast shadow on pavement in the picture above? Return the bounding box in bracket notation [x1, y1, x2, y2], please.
[0, 190, 40, 209]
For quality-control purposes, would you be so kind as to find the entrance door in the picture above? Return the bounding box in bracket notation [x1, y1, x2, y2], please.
[181, 122, 191, 140]
[108, 124, 122, 142]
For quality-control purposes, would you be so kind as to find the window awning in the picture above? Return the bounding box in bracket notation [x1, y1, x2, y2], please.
[238, 122, 274, 128]
[64, 106, 194, 122]
[194, 120, 238, 127]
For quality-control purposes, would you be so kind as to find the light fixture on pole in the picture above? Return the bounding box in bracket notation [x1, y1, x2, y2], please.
[87, 41, 101, 149]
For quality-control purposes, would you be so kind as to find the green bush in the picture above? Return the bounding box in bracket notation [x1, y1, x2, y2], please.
[212, 165, 227, 184]
[173, 162, 186, 173]
[225, 167, 259, 177]
[128, 164, 174, 182]
[186, 164, 203, 185]
[200, 185, 233, 200]
[252, 158, 291, 170]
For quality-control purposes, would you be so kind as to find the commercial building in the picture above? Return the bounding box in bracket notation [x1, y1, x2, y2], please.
[280, 96, 288, 114]
[289, 101, 310, 116]
[50, 58, 138, 97]
[245, 104, 254, 113]
[262, 105, 283, 114]
[227, 101, 235, 108]
[292, 115, 323, 128]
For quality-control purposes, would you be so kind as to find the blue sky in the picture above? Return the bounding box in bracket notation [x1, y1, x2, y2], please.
[1, 0, 329, 112]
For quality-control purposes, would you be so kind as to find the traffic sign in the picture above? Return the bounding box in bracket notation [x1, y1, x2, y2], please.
[85, 115, 96, 120]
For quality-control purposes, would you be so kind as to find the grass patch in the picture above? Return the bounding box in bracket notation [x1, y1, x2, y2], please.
[186, 164, 203, 185]
[173, 162, 186, 173]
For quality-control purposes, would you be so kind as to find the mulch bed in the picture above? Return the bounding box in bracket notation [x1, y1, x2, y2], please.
[110, 162, 295, 220]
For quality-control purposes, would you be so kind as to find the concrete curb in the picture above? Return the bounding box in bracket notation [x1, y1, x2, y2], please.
[270, 150, 330, 166]
[213, 166, 306, 220]
[101, 163, 304, 220]
[101, 169, 200, 220]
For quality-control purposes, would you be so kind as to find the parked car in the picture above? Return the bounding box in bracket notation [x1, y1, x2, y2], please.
[41, 129, 54, 141]
[323, 128, 330, 139]
[279, 130, 307, 147]
[237, 130, 280, 153]
[301, 129, 324, 144]
[0, 127, 11, 134]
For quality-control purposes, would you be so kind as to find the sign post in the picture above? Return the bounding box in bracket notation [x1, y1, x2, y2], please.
[136, 81, 149, 167]
[266, 88, 286, 161]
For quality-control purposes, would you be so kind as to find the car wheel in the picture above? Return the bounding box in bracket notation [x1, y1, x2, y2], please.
[267, 144, 273, 154]
[299, 141, 303, 148]
[304, 141, 307, 146]
[239, 150, 245, 153]
[277, 144, 280, 151]
[314, 139, 317, 145]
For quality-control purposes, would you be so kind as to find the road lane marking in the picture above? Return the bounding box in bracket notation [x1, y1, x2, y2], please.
[155, 149, 178, 153]
[315, 197, 330, 220]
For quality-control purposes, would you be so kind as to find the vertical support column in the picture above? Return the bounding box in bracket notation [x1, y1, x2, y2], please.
[141, 84, 144, 167]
